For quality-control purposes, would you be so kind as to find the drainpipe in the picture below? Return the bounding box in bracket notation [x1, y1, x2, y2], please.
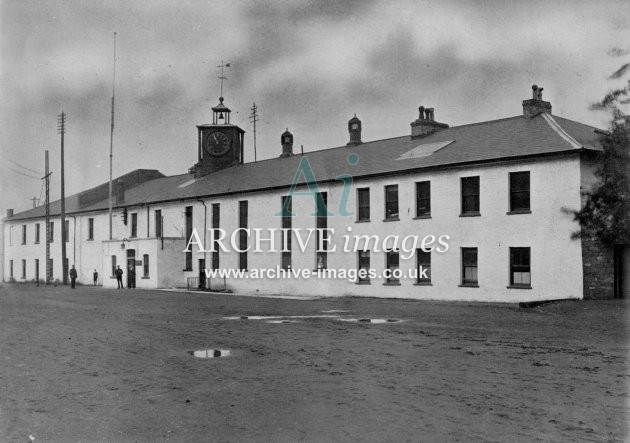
[197, 198, 207, 277]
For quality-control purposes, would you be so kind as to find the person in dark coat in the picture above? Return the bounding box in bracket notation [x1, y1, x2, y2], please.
[93, 269, 98, 286]
[69, 265, 78, 289]
[115, 265, 124, 289]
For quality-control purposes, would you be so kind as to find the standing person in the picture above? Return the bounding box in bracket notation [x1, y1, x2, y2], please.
[115, 265, 124, 289]
[93, 269, 98, 286]
[69, 265, 78, 289]
[128, 265, 136, 289]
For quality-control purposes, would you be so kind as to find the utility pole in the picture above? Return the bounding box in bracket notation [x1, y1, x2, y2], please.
[109, 32, 117, 241]
[249, 102, 259, 162]
[43, 150, 52, 284]
[58, 110, 67, 285]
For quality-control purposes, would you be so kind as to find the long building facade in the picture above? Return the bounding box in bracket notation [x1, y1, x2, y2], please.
[3, 86, 629, 302]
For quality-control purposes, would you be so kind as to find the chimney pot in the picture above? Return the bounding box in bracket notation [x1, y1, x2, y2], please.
[411, 106, 448, 138]
[6, 208, 14, 218]
[523, 84, 551, 118]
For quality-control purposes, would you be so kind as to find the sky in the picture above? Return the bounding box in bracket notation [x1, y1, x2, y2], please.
[1, 0, 629, 215]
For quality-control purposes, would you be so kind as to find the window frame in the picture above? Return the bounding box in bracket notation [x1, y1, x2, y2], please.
[281, 196, 292, 270]
[35, 223, 40, 244]
[88, 218, 94, 240]
[357, 250, 370, 284]
[509, 247, 531, 288]
[384, 184, 399, 221]
[21, 225, 26, 245]
[460, 176, 480, 216]
[509, 171, 531, 213]
[143, 254, 150, 278]
[357, 187, 370, 222]
[130, 213, 138, 238]
[415, 181, 431, 218]
[461, 247, 479, 287]
[415, 249, 432, 285]
[384, 249, 400, 285]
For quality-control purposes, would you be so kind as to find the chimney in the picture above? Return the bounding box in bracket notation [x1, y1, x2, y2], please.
[280, 129, 294, 158]
[115, 180, 125, 205]
[6, 209, 14, 218]
[347, 114, 362, 146]
[522, 84, 552, 118]
[410, 105, 449, 138]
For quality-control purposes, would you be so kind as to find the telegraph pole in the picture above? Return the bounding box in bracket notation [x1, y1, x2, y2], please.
[108, 32, 117, 240]
[43, 150, 52, 284]
[249, 102, 259, 162]
[58, 110, 67, 285]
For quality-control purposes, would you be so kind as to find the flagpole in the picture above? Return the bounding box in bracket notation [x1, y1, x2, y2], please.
[108, 32, 117, 240]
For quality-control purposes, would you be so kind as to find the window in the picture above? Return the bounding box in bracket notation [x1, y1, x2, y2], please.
[185, 206, 193, 271]
[211, 204, 220, 270]
[238, 201, 248, 270]
[143, 254, 150, 277]
[461, 176, 480, 215]
[9, 260, 13, 278]
[130, 213, 138, 238]
[154, 210, 162, 237]
[357, 188, 370, 221]
[49, 222, 54, 243]
[35, 223, 40, 244]
[281, 196, 292, 270]
[357, 250, 370, 283]
[510, 247, 531, 287]
[21, 225, 26, 244]
[416, 249, 431, 284]
[415, 181, 431, 217]
[9, 226, 13, 245]
[64, 220, 70, 242]
[88, 218, 94, 240]
[111, 256, 117, 277]
[22, 259, 26, 279]
[509, 172, 530, 212]
[461, 247, 478, 286]
[35, 259, 39, 282]
[384, 185, 399, 220]
[316, 192, 328, 269]
[49, 258, 53, 279]
[385, 250, 400, 284]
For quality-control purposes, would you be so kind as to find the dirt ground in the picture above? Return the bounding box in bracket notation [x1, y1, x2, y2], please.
[0, 284, 628, 442]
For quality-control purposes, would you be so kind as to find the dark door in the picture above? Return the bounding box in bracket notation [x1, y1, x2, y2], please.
[614, 245, 630, 299]
[127, 249, 136, 288]
[199, 259, 206, 289]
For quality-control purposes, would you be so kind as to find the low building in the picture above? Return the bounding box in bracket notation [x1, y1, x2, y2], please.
[3, 85, 628, 302]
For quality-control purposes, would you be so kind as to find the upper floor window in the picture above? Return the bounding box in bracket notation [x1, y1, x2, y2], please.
[415, 181, 431, 217]
[154, 210, 162, 237]
[35, 223, 40, 244]
[88, 218, 94, 240]
[357, 188, 370, 222]
[21, 225, 26, 244]
[384, 185, 399, 220]
[49, 222, 54, 243]
[461, 176, 480, 215]
[130, 213, 138, 238]
[509, 171, 530, 212]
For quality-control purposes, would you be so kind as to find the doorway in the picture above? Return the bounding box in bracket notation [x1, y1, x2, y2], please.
[127, 249, 136, 289]
[199, 259, 206, 289]
[614, 245, 630, 299]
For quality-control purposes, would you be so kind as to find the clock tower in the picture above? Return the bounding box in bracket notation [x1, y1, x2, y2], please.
[192, 96, 245, 177]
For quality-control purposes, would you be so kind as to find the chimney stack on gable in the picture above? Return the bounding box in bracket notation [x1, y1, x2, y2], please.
[347, 114, 362, 146]
[115, 180, 125, 205]
[522, 84, 552, 118]
[280, 129, 294, 158]
[6, 209, 13, 218]
[411, 105, 449, 138]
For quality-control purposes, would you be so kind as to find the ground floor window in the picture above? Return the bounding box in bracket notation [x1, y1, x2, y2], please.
[35, 259, 39, 281]
[357, 250, 370, 283]
[510, 247, 531, 287]
[461, 247, 478, 286]
[9, 260, 13, 278]
[49, 259, 53, 279]
[111, 256, 117, 277]
[143, 254, 149, 277]
[385, 250, 400, 284]
[416, 249, 431, 284]
[22, 259, 26, 279]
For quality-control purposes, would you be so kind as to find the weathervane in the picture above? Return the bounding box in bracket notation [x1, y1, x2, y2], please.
[217, 60, 231, 97]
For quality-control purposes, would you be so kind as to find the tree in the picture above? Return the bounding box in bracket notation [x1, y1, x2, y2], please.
[566, 54, 630, 245]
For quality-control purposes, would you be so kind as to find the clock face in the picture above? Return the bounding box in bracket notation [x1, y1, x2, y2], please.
[205, 131, 231, 157]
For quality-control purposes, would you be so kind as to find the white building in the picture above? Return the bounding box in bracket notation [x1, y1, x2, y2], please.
[3, 86, 629, 302]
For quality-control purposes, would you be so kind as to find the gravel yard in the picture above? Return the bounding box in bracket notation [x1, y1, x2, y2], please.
[0, 284, 627, 442]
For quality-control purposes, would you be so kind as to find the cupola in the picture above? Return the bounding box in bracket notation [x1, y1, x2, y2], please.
[347, 114, 362, 146]
[211, 96, 231, 124]
[280, 128, 294, 158]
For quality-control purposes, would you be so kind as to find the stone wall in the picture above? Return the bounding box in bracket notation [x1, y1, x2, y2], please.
[582, 236, 615, 299]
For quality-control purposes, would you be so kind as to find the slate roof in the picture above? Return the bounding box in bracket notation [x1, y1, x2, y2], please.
[5, 112, 604, 221]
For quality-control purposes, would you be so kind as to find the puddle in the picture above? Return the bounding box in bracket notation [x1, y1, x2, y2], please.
[337, 318, 403, 324]
[192, 349, 231, 358]
[321, 310, 350, 313]
[223, 315, 340, 320]
[266, 320, 300, 324]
